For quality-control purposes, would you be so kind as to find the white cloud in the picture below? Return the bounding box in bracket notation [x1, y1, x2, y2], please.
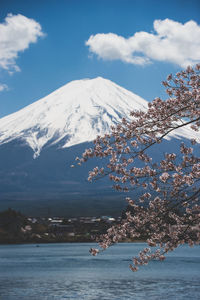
[86, 19, 200, 67]
[0, 13, 44, 74]
[0, 83, 8, 92]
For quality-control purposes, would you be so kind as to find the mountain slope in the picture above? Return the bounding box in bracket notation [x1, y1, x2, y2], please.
[0, 77, 148, 158]
[0, 77, 198, 159]
[0, 77, 199, 216]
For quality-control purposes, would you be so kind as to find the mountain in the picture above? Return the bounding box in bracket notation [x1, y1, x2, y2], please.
[0, 77, 148, 159]
[0, 77, 198, 216]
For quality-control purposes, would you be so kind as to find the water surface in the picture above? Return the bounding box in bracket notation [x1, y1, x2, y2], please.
[0, 243, 199, 299]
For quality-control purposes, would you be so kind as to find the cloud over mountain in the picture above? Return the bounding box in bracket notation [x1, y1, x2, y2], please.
[0, 13, 44, 74]
[86, 18, 200, 67]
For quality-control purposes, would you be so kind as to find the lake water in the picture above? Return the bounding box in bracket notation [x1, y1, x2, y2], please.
[0, 243, 199, 300]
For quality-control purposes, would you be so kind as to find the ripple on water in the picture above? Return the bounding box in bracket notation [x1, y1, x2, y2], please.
[0, 243, 199, 300]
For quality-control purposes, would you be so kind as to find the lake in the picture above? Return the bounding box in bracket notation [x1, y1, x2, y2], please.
[0, 243, 199, 300]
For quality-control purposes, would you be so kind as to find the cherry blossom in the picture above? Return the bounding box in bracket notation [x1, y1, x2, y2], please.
[76, 64, 200, 271]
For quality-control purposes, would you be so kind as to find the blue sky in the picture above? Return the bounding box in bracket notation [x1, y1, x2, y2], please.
[0, 0, 200, 117]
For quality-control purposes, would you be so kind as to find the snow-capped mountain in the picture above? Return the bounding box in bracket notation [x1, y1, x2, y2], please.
[0, 77, 148, 158]
[0, 77, 198, 160]
[0, 77, 198, 216]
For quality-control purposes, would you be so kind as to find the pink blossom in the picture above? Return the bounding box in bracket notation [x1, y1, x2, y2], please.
[75, 64, 200, 272]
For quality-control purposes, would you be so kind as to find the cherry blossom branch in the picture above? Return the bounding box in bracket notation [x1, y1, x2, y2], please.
[78, 64, 200, 271]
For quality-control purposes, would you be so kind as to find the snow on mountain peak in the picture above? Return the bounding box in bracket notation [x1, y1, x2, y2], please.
[0, 77, 148, 158]
[0, 77, 198, 158]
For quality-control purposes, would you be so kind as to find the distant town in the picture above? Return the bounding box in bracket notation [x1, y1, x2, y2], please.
[1, 208, 199, 245]
[0, 208, 124, 244]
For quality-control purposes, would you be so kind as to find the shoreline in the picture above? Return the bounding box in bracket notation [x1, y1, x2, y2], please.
[0, 239, 146, 246]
